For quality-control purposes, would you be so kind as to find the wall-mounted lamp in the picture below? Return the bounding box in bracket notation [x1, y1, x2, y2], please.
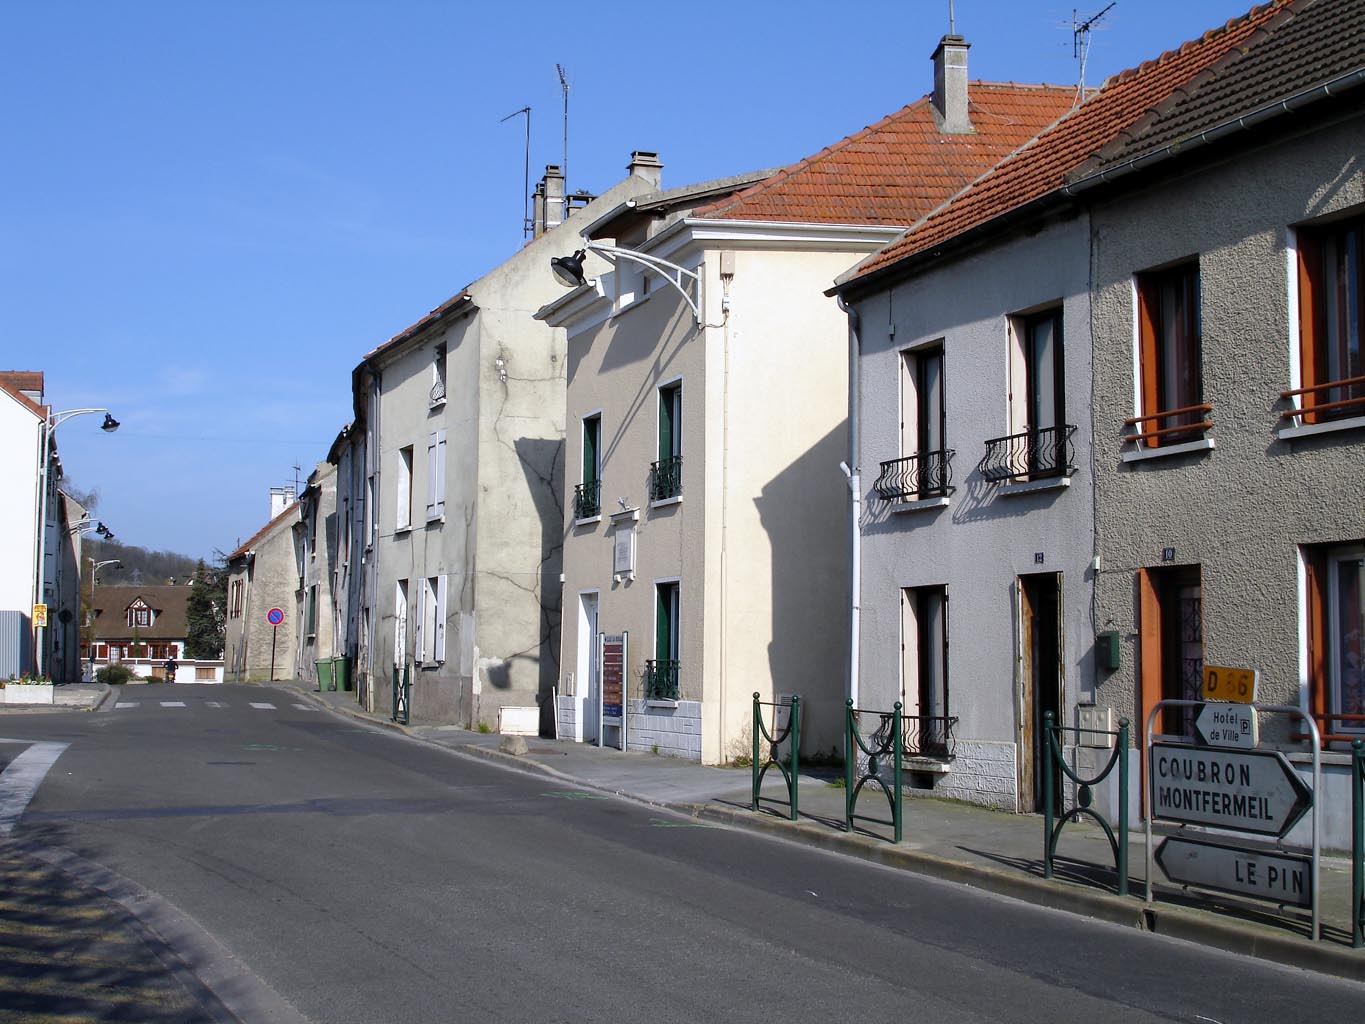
[550, 239, 709, 327]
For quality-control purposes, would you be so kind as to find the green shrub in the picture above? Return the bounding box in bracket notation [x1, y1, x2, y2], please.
[97, 664, 137, 685]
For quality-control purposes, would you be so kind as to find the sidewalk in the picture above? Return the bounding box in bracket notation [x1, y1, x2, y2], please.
[280, 679, 1365, 981]
[0, 683, 111, 714]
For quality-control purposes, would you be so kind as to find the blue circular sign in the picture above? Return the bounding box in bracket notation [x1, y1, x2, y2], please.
[267, 607, 285, 625]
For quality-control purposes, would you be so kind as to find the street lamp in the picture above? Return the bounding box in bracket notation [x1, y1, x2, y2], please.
[550, 240, 706, 326]
[34, 407, 119, 678]
[87, 557, 122, 676]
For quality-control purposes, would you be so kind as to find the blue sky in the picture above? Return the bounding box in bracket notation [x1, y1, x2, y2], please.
[0, 1, 1254, 559]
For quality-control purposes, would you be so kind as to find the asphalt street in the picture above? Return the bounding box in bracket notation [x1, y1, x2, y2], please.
[2, 683, 1362, 1023]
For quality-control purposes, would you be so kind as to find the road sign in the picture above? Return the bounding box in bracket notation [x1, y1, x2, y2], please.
[267, 607, 285, 625]
[1156, 836, 1311, 907]
[1150, 743, 1311, 837]
[1194, 702, 1258, 749]
[1202, 664, 1258, 703]
[596, 631, 627, 751]
[32, 603, 48, 628]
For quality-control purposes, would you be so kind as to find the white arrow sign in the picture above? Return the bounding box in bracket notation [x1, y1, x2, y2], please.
[1156, 836, 1311, 907]
[1150, 743, 1312, 837]
[1194, 702, 1258, 749]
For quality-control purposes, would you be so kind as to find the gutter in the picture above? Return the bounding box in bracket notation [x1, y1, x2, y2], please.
[837, 296, 861, 709]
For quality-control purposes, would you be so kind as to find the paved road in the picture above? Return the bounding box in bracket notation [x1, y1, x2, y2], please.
[2, 684, 1361, 1023]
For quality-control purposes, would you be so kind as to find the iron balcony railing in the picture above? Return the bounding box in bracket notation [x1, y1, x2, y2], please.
[648, 456, 683, 501]
[573, 479, 601, 519]
[873, 449, 955, 502]
[430, 378, 447, 405]
[902, 714, 958, 760]
[644, 659, 680, 701]
[978, 424, 1077, 483]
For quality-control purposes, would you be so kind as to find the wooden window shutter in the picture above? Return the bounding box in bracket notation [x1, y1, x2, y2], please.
[434, 575, 448, 663]
[1135, 278, 1161, 445]
[1296, 232, 1323, 424]
[1137, 569, 1163, 736]
[414, 581, 426, 663]
[1304, 550, 1327, 738]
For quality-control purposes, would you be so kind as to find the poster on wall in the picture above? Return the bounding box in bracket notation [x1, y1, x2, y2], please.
[598, 631, 627, 751]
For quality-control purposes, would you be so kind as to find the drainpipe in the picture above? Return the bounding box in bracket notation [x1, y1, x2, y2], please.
[837, 296, 861, 708]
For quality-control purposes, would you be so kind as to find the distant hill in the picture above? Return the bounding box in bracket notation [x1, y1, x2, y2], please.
[88, 540, 206, 586]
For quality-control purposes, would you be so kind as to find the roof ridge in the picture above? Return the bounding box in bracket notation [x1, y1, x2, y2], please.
[1101, 0, 1292, 89]
[228, 500, 299, 560]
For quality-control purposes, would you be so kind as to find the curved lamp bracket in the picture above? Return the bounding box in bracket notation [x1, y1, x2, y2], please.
[552, 240, 706, 327]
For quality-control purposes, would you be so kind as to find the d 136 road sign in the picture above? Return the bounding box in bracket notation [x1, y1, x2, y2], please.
[1194, 702, 1258, 749]
[1156, 836, 1311, 907]
[1150, 743, 1311, 837]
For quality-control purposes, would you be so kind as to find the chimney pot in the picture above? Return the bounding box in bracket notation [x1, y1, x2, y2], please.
[931, 35, 973, 135]
[626, 150, 664, 188]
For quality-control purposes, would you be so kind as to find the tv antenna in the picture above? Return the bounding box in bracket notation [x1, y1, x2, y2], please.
[291, 462, 302, 495]
[1074, 2, 1116, 105]
[556, 63, 570, 195]
[500, 105, 533, 239]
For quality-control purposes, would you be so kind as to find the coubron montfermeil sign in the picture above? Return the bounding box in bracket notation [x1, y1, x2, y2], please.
[1150, 743, 1311, 837]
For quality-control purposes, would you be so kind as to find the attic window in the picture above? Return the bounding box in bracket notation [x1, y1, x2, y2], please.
[128, 607, 151, 628]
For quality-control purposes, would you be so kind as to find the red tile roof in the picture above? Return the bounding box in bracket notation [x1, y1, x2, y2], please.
[846, 0, 1292, 284]
[695, 83, 1078, 227]
[228, 501, 299, 561]
[0, 370, 48, 419]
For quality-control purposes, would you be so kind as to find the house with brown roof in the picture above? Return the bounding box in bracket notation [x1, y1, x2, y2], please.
[535, 38, 1076, 763]
[88, 585, 191, 678]
[831, 0, 1365, 840]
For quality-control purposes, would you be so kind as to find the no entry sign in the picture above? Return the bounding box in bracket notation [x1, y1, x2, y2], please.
[267, 607, 285, 625]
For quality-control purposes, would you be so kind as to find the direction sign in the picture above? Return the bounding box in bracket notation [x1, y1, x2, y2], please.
[267, 607, 285, 626]
[1194, 702, 1258, 749]
[1150, 743, 1311, 837]
[1156, 836, 1311, 907]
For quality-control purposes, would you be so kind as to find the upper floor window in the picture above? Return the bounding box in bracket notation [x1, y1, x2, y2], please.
[575, 415, 602, 519]
[983, 308, 1074, 482]
[426, 430, 447, 520]
[431, 344, 448, 407]
[650, 382, 682, 501]
[1295, 215, 1365, 424]
[875, 343, 953, 502]
[128, 606, 151, 628]
[396, 445, 413, 531]
[1132, 262, 1208, 448]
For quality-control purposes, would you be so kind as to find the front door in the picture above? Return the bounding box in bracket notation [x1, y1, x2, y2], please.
[578, 593, 599, 744]
[1019, 573, 1063, 813]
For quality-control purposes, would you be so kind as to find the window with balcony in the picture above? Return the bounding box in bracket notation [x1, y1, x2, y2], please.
[1129, 262, 1209, 449]
[1304, 543, 1365, 743]
[646, 580, 680, 700]
[875, 343, 953, 502]
[981, 308, 1076, 483]
[650, 382, 682, 502]
[1289, 215, 1365, 426]
[575, 414, 601, 519]
[900, 585, 954, 758]
[431, 344, 448, 407]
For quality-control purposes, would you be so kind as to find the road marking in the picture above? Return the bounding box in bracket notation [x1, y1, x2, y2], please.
[159, 701, 187, 708]
[206, 701, 226, 708]
[114, 702, 139, 709]
[249, 702, 276, 710]
[0, 741, 69, 834]
[542, 790, 608, 800]
[290, 703, 314, 711]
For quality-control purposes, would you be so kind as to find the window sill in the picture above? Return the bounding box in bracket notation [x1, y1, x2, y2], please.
[611, 290, 658, 320]
[1276, 413, 1365, 442]
[645, 699, 680, 709]
[425, 514, 445, 527]
[890, 495, 950, 514]
[906, 756, 952, 774]
[574, 515, 602, 527]
[429, 398, 446, 411]
[649, 495, 683, 509]
[1120, 438, 1215, 464]
[999, 475, 1072, 497]
[394, 525, 412, 536]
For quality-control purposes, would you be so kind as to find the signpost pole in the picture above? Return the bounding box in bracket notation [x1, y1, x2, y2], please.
[269, 625, 278, 681]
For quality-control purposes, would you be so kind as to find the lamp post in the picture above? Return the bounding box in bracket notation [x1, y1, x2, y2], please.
[550, 241, 707, 326]
[34, 409, 118, 678]
[87, 557, 121, 677]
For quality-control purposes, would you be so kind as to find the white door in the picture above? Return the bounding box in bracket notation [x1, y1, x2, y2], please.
[577, 593, 599, 744]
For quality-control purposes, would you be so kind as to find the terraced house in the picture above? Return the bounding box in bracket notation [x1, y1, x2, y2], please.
[537, 39, 1077, 763]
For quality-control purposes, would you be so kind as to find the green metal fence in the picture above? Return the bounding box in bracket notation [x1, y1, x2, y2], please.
[752, 692, 800, 821]
[1042, 710, 1130, 897]
[391, 663, 410, 726]
[1353, 738, 1364, 949]
[844, 700, 903, 842]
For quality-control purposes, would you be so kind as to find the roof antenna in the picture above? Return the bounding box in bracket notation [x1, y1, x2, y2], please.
[1073, 3, 1116, 106]
[500, 105, 533, 239]
[948, 0, 955, 34]
[556, 63, 570, 195]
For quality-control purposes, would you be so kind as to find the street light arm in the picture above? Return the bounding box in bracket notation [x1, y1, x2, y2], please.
[581, 241, 707, 326]
[48, 407, 109, 430]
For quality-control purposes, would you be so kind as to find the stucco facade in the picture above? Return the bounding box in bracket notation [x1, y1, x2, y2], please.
[0, 382, 42, 675]
[224, 501, 301, 682]
[294, 461, 338, 684]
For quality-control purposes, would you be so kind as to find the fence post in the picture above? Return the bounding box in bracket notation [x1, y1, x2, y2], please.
[1354, 738, 1363, 949]
[1042, 710, 1055, 880]
[892, 701, 903, 844]
[391, 665, 398, 722]
[1117, 717, 1130, 898]
[844, 700, 855, 832]
[751, 692, 760, 812]
[789, 695, 801, 821]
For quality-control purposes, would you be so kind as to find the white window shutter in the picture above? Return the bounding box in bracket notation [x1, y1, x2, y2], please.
[435, 429, 447, 516]
[435, 574, 447, 663]
[426, 432, 438, 519]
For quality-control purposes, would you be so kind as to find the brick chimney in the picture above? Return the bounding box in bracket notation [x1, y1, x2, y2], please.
[626, 150, 663, 189]
[533, 165, 566, 238]
[931, 35, 973, 134]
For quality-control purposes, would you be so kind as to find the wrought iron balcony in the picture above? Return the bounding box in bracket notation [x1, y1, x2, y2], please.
[648, 455, 683, 501]
[644, 659, 680, 701]
[873, 450, 955, 502]
[573, 479, 601, 520]
[430, 378, 447, 406]
[978, 425, 1077, 483]
[903, 714, 958, 760]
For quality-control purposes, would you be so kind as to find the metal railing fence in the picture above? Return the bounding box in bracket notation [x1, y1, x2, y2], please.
[752, 692, 800, 821]
[845, 700, 903, 842]
[1042, 710, 1130, 897]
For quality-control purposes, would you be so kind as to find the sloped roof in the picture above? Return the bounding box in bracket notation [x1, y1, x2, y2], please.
[1081, 0, 1365, 176]
[92, 585, 190, 641]
[364, 289, 474, 361]
[695, 83, 1078, 227]
[845, 0, 1292, 284]
[228, 501, 299, 561]
[0, 370, 47, 419]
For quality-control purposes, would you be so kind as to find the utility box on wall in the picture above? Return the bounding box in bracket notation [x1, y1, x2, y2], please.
[1096, 630, 1120, 671]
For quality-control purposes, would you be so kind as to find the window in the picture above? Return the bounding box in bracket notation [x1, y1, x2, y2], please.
[1305, 543, 1365, 741]
[650, 382, 682, 501]
[1134, 262, 1207, 447]
[889, 343, 951, 499]
[426, 430, 447, 520]
[128, 604, 150, 628]
[229, 580, 243, 618]
[994, 308, 1071, 480]
[1138, 565, 1203, 737]
[646, 580, 680, 700]
[1295, 215, 1365, 423]
[366, 473, 376, 546]
[394, 579, 409, 666]
[431, 344, 448, 407]
[901, 585, 949, 755]
[306, 585, 317, 637]
[415, 575, 447, 665]
[396, 446, 413, 530]
[575, 415, 602, 519]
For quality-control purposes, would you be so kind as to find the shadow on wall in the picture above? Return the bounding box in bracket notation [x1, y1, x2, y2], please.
[511, 436, 565, 700]
[754, 422, 848, 758]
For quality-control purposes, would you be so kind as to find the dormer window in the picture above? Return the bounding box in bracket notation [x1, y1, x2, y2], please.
[126, 599, 152, 629]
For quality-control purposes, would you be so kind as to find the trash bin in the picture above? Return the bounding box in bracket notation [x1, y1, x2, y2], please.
[315, 658, 335, 692]
[334, 656, 352, 692]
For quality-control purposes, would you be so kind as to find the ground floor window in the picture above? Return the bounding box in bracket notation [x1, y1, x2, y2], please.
[646, 581, 680, 700]
[900, 585, 950, 757]
[1305, 543, 1365, 741]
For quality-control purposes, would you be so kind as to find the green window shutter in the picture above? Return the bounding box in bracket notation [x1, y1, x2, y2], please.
[659, 385, 680, 461]
[583, 417, 598, 484]
[656, 582, 678, 662]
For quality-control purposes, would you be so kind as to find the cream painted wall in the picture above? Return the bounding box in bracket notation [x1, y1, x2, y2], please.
[0, 390, 41, 619]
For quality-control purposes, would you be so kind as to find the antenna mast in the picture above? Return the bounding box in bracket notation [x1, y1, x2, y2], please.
[948, 0, 955, 34]
[500, 106, 533, 239]
[1073, 2, 1116, 105]
[556, 63, 570, 195]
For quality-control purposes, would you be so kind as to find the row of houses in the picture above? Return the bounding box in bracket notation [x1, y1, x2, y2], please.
[227, 0, 1364, 839]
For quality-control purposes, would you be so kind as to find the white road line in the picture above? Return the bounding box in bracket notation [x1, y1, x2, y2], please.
[290, 703, 313, 711]
[114, 702, 139, 709]
[0, 741, 69, 834]
[205, 701, 226, 708]
[248, 702, 276, 710]
[160, 701, 187, 708]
